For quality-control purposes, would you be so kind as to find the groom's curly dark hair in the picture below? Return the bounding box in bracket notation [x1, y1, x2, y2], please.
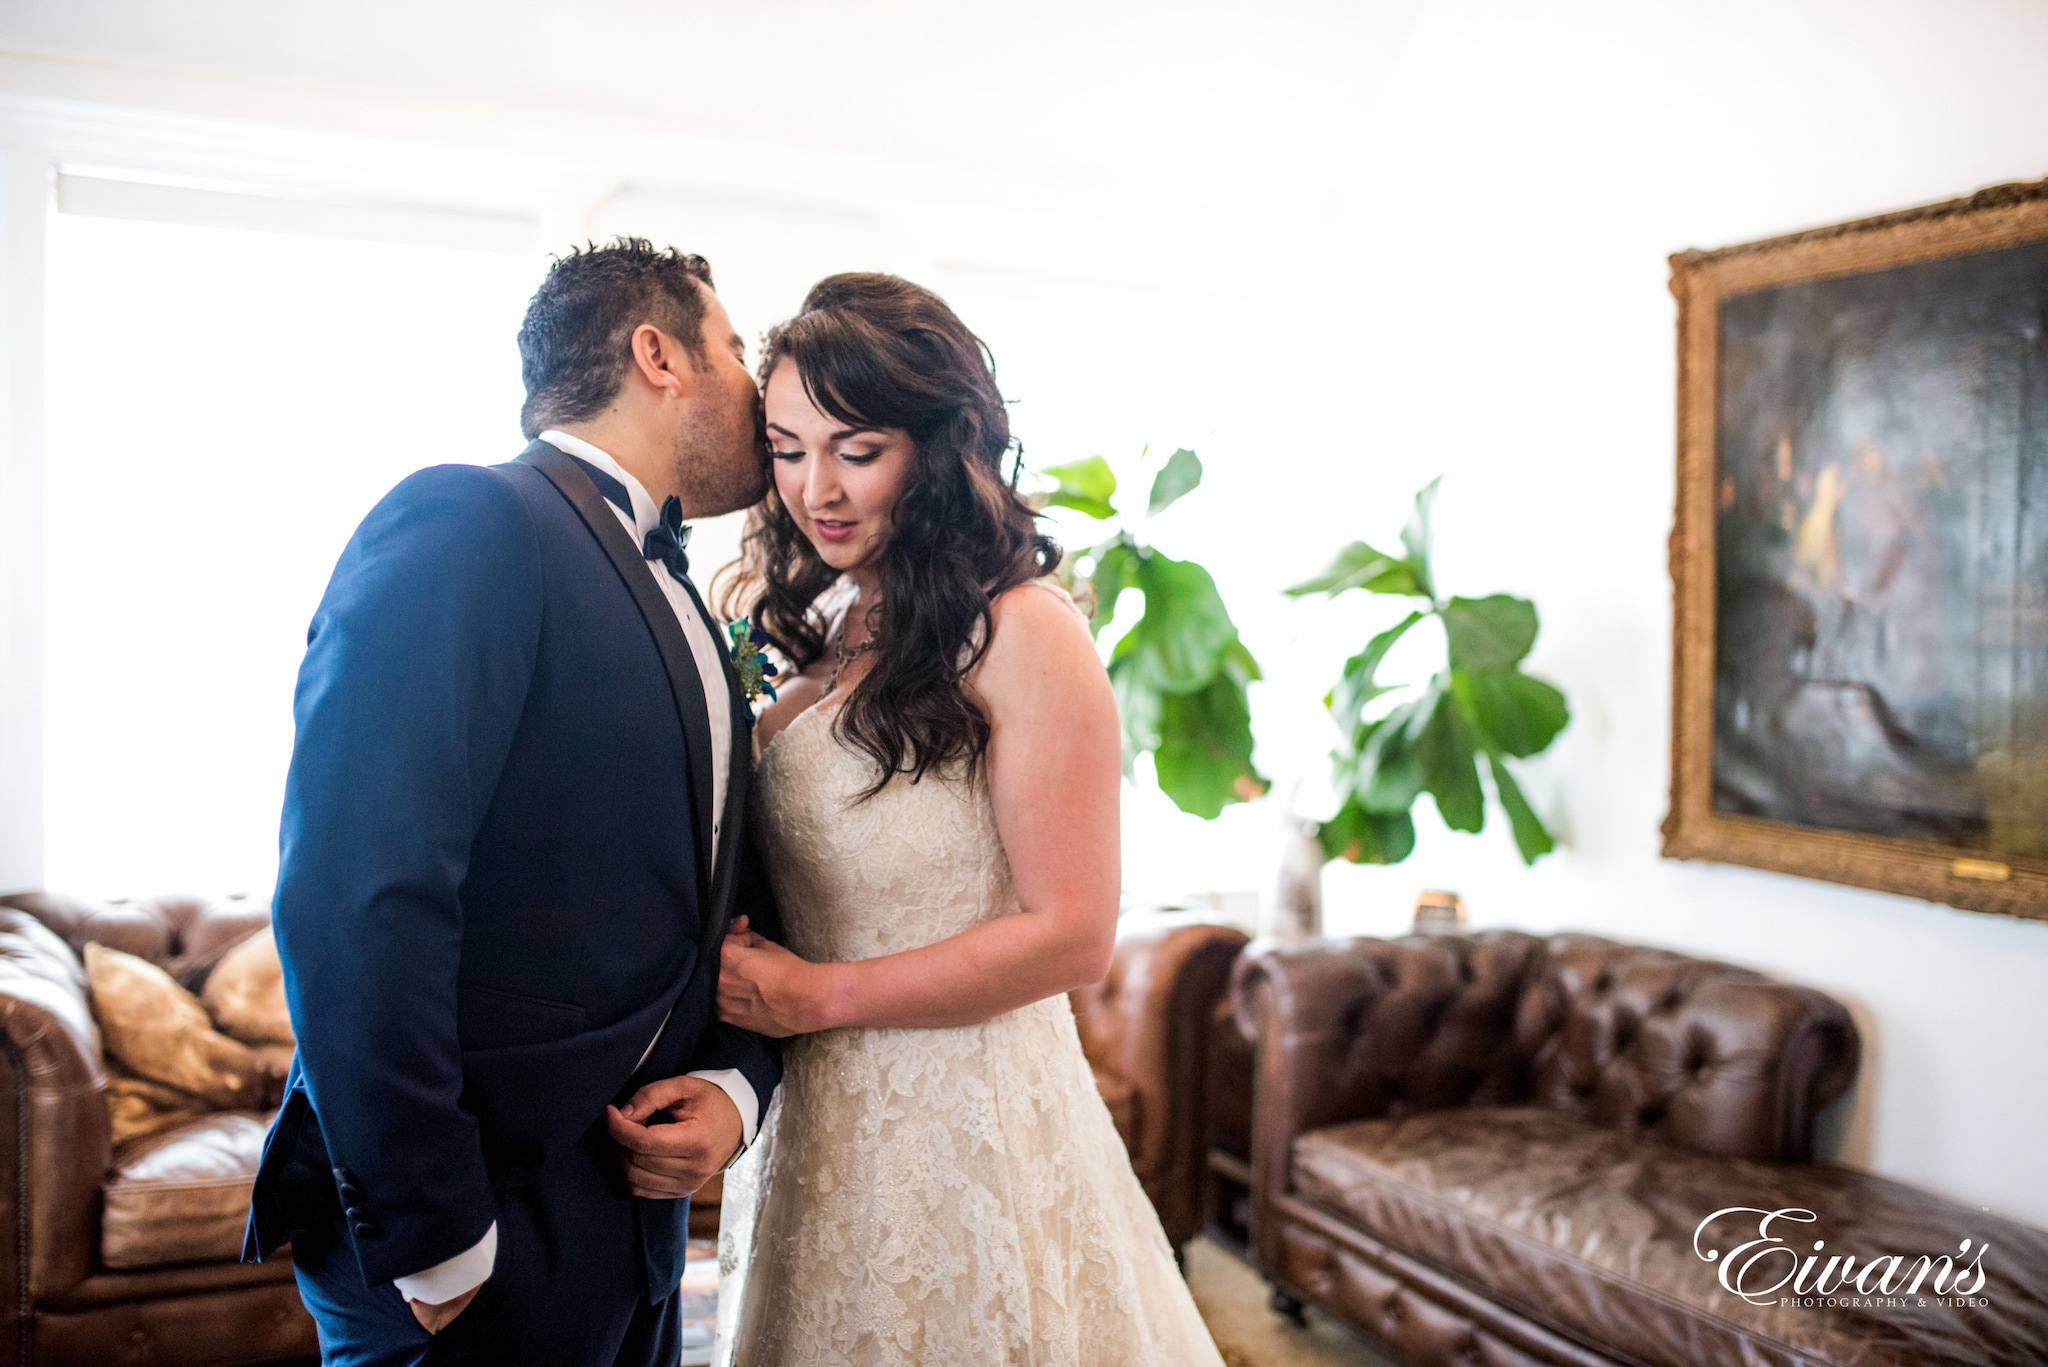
[516, 238, 715, 439]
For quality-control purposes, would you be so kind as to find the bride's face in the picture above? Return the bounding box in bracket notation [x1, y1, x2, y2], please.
[764, 359, 917, 576]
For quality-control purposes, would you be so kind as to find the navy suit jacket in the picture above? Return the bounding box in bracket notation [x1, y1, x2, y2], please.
[245, 442, 780, 1297]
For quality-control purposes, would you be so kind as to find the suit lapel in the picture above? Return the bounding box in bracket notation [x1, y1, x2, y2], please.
[652, 510, 756, 921]
[516, 440, 718, 902]
[708, 630, 751, 919]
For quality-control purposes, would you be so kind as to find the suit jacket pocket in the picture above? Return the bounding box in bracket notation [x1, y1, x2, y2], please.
[456, 982, 586, 1050]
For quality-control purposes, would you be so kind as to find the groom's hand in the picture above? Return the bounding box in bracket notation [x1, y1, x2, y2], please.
[409, 1284, 481, 1334]
[605, 1076, 743, 1199]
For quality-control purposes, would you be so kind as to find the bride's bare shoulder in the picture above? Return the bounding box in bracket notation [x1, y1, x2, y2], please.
[986, 580, 1093, 653]
[972, 580, 1108, 710]
[990, 578, 1090, 633]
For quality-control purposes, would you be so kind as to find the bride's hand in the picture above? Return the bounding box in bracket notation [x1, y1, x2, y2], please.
[717, 917, 840, 1037]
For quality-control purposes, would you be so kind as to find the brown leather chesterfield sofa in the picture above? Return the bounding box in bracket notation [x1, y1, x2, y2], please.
[0, 889, 1246, 1365]
[0, 892, 317, 1367]
[1071, 917, 1250, 1252]
[1231, 931, 2048, 1367]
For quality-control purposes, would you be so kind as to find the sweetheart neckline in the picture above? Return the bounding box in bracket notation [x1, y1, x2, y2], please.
[751, 578, 1083, 770]
[756, 693, 844, 767]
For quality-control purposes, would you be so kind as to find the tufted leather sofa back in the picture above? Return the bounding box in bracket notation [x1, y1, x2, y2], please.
[1515, 934, 1858, 1161]
[1239, 930, 1859, 1164]
[0, 892, 270, 991]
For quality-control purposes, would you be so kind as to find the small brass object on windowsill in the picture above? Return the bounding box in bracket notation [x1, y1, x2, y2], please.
[1950, 858, 2011, 883]
[1413, 890, 1467, 935]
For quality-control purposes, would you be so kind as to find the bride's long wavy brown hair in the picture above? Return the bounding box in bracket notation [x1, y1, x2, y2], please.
[714, 273, 1059, 796]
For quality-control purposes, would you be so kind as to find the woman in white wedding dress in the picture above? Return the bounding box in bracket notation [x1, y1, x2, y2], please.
[701, 274, 1226, 1367]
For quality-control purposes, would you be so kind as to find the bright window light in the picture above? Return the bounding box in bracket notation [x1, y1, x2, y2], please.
[43, 211, 538, 897]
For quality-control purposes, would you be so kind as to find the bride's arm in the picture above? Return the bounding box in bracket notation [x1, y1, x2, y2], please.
[717, 584, 1122, 1034]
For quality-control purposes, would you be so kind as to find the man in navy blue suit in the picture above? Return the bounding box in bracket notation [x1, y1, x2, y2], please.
[245, 239, 782, 1366]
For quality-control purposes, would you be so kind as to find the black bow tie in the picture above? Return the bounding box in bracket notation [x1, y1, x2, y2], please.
[643, 496, 692, 581]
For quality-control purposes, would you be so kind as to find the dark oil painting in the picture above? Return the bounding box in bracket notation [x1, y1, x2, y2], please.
[1712, 239, 2048, 859]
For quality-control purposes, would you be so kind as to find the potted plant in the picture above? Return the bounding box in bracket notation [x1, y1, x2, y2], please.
[1287, 479, 1568, 865]
[1035, 448, 1266, 819]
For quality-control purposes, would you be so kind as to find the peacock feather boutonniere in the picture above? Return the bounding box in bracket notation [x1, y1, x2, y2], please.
[727, 618, 780, 709]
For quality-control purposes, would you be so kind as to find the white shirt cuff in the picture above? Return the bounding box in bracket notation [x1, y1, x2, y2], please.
[394, 1222, 497, 1305]
[687, 1068, 759, 1150]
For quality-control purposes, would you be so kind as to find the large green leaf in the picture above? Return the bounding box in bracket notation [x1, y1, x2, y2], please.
[1283, 541, 1428, 598]
[1086, 538, 1138, 637]
[1217, 634, 1264, 685]
[1452, 666, 1568, 757]
[1400, 477, 1440, 600]
[1417, 685, 1485, 832]
[1350, 690, 1433, 814]
[1328, 610, 1424, 735]
[1317, 800, 1417, 865]
[1442, 594, 1537, 670]
[1153, 668, 1265, 818]
[1113, 552, 1238, 692]
[1487, 753, 1554, 864]
[1147, 448, 1203, 517]
[1101, 546, 1262, 815]
[1040, 456, 1119, 520]
[1107, 653, 1162, 775]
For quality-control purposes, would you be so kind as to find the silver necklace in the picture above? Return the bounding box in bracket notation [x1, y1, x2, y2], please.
[826, 621, 879, 696]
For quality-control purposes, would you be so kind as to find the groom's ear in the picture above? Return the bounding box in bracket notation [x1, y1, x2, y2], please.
[628, 323, 701, 402]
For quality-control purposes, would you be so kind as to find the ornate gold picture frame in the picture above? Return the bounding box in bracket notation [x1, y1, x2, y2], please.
[1665, 178, 2048, 921]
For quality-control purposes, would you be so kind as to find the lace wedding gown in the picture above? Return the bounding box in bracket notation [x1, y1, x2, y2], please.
[713, 586, 1226, 1367]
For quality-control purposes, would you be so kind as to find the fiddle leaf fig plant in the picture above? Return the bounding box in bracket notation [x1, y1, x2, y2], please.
[1034, 449, 1267, 820]
[1287, 478, 1567, 865]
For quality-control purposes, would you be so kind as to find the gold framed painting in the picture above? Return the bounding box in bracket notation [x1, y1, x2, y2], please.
[1665, 178, 2048, 921]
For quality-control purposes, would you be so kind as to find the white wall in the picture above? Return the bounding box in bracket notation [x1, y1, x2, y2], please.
[1224, 0, 2048, 1227]
[1, 0, 2045, 1227]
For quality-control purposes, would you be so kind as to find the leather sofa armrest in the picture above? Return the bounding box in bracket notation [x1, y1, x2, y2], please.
[1072, 924, 1249, 1179]
[0, 909, 115, 1306]
[1229, 939, 1389, 1269]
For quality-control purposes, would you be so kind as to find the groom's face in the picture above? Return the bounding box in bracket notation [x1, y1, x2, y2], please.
[668, 286, 769, 518]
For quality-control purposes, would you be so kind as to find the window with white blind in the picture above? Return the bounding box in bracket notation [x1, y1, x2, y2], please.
[42, 203, 536, 896]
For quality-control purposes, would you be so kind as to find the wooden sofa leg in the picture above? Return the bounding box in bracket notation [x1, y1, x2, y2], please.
[1269, 1288, 1307, 1325]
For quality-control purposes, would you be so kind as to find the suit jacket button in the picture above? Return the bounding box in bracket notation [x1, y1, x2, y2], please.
[351, 1220, 383, 1239]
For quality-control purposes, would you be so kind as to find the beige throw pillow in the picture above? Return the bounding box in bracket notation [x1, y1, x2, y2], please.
[85, 942, 280, 1111]
[104, 1062, 212, 1151]
[202, 926, 296, 1047]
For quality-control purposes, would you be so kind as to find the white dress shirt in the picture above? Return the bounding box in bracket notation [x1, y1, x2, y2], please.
[391, 432, 758, 1306]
